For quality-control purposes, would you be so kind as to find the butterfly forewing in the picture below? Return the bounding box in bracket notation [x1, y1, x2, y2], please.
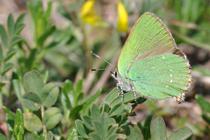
[118, 12, 176, 78]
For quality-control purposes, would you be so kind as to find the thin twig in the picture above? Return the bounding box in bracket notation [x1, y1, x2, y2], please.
[172, 30, 210, 51]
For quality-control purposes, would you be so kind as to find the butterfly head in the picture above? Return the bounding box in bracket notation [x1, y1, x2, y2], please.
[111, 71, 118, 80]
[111, 71, 133, 93]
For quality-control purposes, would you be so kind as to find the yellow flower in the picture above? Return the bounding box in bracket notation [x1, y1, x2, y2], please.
[80, 0, 104, 26]
[117, 2, 128, 32]
[80, 0, 128, 32]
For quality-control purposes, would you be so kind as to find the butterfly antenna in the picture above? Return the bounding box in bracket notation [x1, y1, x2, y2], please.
[91, 51, 113, 66]
[91, 51, 115, 74]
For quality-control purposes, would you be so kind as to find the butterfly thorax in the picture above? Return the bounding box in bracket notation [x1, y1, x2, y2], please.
[111, 72, 133, 93]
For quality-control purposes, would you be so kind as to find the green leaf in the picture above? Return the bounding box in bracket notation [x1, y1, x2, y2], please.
[11, 36, 23, 46]
[23, 112, 42, 132]
[75, 120, 89, 139]
[90, 105, 101, 120]
[75, 105, 119, 140]
[67, 129, 79, 140]
[75, 80, 83, 94]
[25, 48, 37, 69]
[12, 79, 40, 111]
[13, 79, 25, 104]
[0, 25, 8, 47]
[73, 80, 83, 105]
[1, 62, 13, 75]
[104, 88, 143, 108]
[3, 107, 15, 120]
[43, 107, 62, 129]
[141, 115, 152, 140]
[24, 133, 44, 140]
[37, 26, 56, 45]
[150, 117, 167, 140]
[41, 83, 59, 107]
[15, 14, 25, 34]
[22, 92, 41, 104]
[27, 0, 52, 46]
[196, 95, 210, 113]
[43, 71, 49, 83]
[0, 133, 6, 140]
[21, 98, 41, 111]
[0, 82, 5, 91]
[69, 105, 83, 120]
[168, 127, 192, 140]
[14, 109, 24, 140]
[7, 14, 15, 35]
[80, 90, 101, 113]
[21, 92, 41, 111]
[62, 80, 73, 108]
[127, 125, 144, 140]
[109, 103, 130, 117]
[4, 48, 16, 61]
[23, 70, 44, 95]
[63, 80, 73, 94]
[46, 131, 54, 140]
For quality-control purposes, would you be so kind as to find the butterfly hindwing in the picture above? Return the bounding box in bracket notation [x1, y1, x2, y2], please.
[128, 54, 191, 99]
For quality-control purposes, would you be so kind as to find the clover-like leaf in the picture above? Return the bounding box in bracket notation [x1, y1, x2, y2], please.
[127, 125, 144, 140]
[41, 83, 59, 107]
[24, 112, 42, 132]
[150, 117, 167, 140]
[24, 133, 44, 140]
[168, 127, 192, 140]
[23, 70, 44, 95]
[43, 107, 62, 129]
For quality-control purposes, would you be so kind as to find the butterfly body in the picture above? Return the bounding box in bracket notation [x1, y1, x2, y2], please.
[115, 12, 191, 102]
[111, 72, 134, 94]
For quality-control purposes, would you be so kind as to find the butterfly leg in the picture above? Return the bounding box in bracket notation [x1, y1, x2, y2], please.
[175, 93, 185, 103]
[121, 90, 126, 103]
[117, 89, 125, 103]
[131, 86, 137, 102]
[133, 91, 137, 102]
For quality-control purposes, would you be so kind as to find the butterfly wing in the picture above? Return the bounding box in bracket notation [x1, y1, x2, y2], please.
[117, 12, 191, 99]
[118, 12, 177, 78]
[128, 54, 191, 99]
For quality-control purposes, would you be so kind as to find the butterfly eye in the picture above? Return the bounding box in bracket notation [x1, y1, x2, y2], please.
[114, 72, 117, 77]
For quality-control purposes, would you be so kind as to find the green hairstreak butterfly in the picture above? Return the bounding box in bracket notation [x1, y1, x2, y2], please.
[112, 12, 191, 103]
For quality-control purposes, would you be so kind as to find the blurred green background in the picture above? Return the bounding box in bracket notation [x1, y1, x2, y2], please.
[0, 0, 210, 140]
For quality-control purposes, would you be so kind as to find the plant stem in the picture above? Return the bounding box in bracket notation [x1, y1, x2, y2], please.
[81, 24, 92, 74]
[41, 106, 48, 140]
